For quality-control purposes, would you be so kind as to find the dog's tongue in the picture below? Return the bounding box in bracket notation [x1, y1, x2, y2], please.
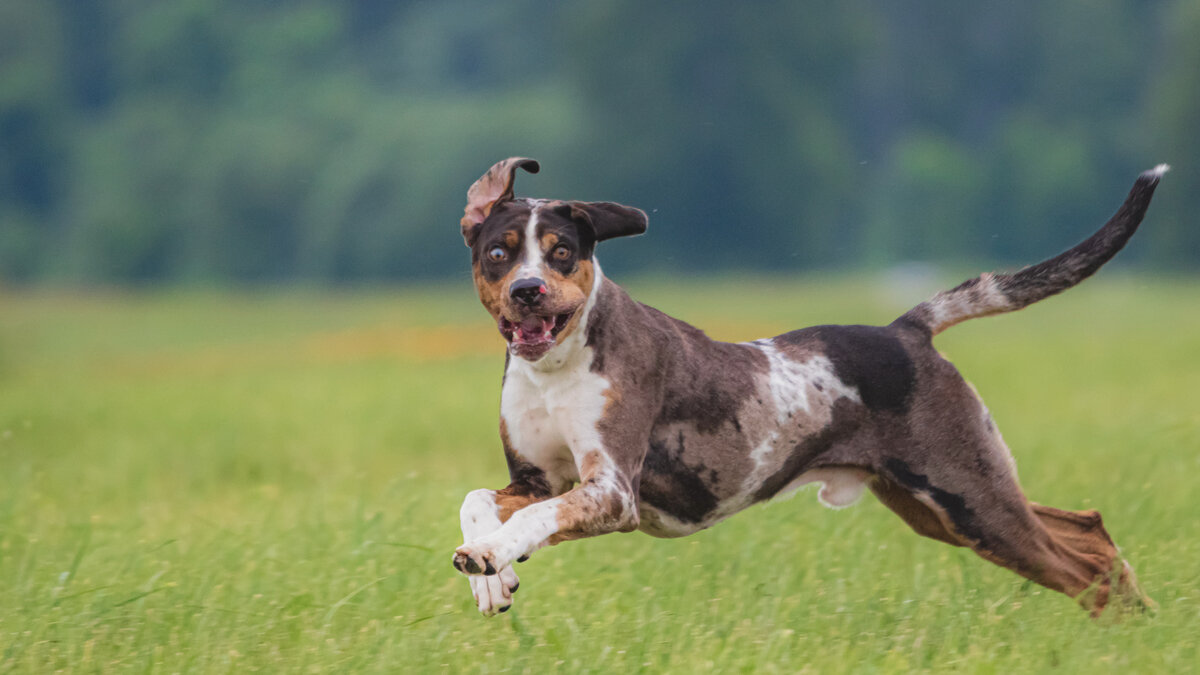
[515, 316, 554, 343]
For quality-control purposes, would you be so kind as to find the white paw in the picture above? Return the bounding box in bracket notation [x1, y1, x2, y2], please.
[468, 565, 520, 616]
[453, 542, 499, 576]
[454, 537, 522, 578]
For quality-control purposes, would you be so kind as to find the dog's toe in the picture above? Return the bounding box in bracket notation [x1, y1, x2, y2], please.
[454, 546, 497, 576]
[470, 570, 518, 616]
[453, 550, 482, 575]
[499, 566, 520, 594]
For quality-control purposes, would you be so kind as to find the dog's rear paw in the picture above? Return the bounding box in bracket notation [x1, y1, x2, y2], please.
[469, 566, 521, 616]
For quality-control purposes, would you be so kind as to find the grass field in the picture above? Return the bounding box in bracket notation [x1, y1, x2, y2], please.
[1, 274, 1198, 673]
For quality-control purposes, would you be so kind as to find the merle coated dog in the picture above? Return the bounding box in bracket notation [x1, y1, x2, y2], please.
[452, 157, 1165, 616]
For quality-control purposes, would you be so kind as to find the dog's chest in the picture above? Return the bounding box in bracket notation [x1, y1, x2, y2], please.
[500, 351, 611, 484]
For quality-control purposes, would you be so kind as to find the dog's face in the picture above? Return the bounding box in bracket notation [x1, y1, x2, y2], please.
[470, 200, 597, 361]
[461, 158, 647, 362]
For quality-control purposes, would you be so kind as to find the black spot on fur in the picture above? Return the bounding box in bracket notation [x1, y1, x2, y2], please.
[504, 452, 553, 498]
[972, 456, 994, 480]
[883, 458, 988, 547]
[778, 325, 916, 413]
[585, 299, 608, 373]
[639, 432, 720, 524]
[658, 386, 746, 435]
[470, 202, 533, 282]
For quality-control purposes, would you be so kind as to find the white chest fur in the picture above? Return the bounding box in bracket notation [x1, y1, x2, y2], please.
[501, 347, 612, 490]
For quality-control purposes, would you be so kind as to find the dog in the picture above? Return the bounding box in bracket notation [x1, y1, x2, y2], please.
[452, 157, 1166, 617]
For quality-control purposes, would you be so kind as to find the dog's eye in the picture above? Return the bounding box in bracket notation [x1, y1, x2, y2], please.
[487, 246, 508, 263]
[552, 245, 571, 261]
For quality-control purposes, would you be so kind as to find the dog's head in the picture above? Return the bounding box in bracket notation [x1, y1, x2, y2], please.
[461, 157, 648, 362]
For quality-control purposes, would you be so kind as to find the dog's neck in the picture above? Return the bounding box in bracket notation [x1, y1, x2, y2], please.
[511, 258, 605, 374]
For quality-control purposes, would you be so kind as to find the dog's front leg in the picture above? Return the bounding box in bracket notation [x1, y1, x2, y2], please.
[458, 486, 548, 615]
[454, 454, 638, 581]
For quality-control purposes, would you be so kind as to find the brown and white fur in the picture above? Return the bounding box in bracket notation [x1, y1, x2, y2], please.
[453, 157, 1167, 617]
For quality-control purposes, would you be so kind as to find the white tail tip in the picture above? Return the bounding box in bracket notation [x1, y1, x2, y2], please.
[1146, 163, 1171, 179]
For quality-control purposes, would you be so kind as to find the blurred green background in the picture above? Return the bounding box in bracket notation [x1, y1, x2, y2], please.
[1, 0, 1196, 285]
[3, 5, 1200, 670]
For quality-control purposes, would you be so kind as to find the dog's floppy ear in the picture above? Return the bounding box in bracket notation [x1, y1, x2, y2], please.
[568, 201, 649, 242]
[461, 157, 540, 246]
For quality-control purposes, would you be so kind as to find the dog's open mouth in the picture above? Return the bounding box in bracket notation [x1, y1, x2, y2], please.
[499, 311, 575, 357]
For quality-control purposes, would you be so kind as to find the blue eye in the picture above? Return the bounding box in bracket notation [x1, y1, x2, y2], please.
[488, 246, 507, 262]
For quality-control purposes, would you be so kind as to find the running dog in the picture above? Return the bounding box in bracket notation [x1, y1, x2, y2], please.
[452, 157, 1165, 616]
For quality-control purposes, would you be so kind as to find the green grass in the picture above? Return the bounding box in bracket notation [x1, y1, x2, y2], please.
[1, 275, 1198, 673]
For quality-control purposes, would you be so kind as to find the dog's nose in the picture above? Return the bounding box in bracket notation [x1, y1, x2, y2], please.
[510, 278, 548, 306]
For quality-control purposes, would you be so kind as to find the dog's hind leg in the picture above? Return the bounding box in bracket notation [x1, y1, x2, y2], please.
[861, 339, 1154, 616]
[868, 476, 966, 547]
[877, 453, 1151, 616]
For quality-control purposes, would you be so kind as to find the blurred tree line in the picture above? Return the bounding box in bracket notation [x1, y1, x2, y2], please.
[0, 0, 1196, 284]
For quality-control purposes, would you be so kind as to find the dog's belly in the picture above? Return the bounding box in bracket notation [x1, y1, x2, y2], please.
[636, 459, 872, 538]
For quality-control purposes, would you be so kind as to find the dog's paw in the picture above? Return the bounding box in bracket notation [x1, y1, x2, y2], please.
[453, 542, 503, 576]
[469, 566, 521, 616]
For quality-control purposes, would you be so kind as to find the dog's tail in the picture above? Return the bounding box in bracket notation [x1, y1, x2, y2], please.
[893, 165, 1168, 337]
